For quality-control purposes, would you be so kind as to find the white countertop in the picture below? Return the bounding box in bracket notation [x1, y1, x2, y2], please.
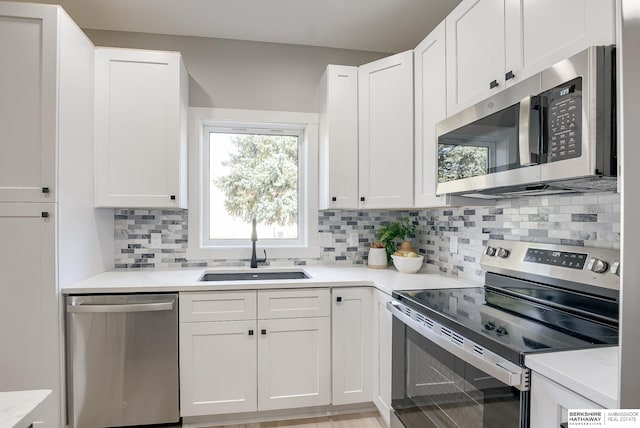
[64, 265, 620, 410]
[62, 265, 483, 295]
[0, 390, 52, 428]
[526, 346, 619, 408]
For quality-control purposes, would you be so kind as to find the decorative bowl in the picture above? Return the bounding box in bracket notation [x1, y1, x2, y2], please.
[391, 254, 424, 274]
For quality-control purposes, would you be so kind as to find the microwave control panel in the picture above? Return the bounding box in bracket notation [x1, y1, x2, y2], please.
[545, 77, 582, 162]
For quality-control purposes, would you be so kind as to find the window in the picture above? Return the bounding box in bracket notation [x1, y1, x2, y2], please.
[188, 108, 319, 260]
[205, 126, 302, 244]
[438, 142, 490, 183]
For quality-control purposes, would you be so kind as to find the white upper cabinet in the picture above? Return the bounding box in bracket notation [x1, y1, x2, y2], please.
[414, 22, 447, 207]
[318, 65, 359, 210]
[414, 21, 491, 208]
[446, 0, 615, 115]
[95, 47, 188, 208]
[358, 50, 414, 209]
[505, 0, 615, 88]
[0, 4, 58, 202]
[446, 0, 506, 115]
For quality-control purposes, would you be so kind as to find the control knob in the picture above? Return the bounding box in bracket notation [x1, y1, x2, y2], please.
[484, 246, 497, 256]
[484, 321, 496, 331]
[495, 326, 509, 336]
[610, 261, 621, 276]
[587, 257, 609, 274]
[496, 247, 510, 259]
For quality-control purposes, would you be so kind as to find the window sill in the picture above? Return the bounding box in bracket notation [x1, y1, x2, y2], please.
[186, 245, 321, 261]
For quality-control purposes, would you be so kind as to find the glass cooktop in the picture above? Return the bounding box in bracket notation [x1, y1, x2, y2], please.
[392, 286, 618, 366]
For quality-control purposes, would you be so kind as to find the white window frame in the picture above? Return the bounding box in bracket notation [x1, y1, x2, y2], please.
[188, 107, 320, 260]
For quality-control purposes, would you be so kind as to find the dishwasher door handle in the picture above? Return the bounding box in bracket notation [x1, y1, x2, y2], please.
[67, 301, 175, 313]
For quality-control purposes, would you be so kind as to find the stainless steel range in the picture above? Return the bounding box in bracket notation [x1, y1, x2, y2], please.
[388, 240, 620, 428]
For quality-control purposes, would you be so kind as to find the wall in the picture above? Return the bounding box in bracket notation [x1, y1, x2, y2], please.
[619, 0, 640, 406]
[85, 29, 387, 112]
[114, 191, 620, 283]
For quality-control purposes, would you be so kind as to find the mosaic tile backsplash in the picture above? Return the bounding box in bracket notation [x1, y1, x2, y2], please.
[114, 191, 620, 282]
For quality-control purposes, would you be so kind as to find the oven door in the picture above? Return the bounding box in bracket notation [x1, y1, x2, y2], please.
[389, 302, 529, 428]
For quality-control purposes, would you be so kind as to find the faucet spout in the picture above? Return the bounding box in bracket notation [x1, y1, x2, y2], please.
[250, 217, 267, 268]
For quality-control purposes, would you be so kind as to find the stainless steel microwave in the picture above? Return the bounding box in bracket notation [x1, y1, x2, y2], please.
[436, 46, 616, 198]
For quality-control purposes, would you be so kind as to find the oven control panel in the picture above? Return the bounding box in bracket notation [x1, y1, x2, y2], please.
[523, 248, 587, 270]
[481, 240, 620, 293]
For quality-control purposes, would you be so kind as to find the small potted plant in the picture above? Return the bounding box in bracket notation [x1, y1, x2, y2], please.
[376, 218, 416, 265]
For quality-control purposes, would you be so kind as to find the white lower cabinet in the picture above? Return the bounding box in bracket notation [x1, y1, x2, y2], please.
[179, 289, 331, 418]
[372, 290, 393, 426]
[180, 319, 258, 416]
[0, 204, 58, 427]
[332, 288, 373, 405]
[258, 317, 331, 411]
[530, 372, 603, 428]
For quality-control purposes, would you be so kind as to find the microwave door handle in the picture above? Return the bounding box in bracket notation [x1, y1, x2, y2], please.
[519, 95, 537, 166]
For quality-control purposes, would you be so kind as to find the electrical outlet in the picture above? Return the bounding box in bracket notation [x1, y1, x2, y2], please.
[450, 236, 458, 254]
[349, 232, 359, 247]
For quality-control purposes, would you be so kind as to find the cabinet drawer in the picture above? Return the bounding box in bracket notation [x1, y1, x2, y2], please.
[257, 289, 330, 319]
[180, 291, 257, 322]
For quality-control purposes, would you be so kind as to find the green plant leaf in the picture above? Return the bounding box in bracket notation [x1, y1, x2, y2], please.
[375, 218, 416, 265]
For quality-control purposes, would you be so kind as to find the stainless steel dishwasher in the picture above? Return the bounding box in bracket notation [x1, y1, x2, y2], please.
[66, 294, 179, 428]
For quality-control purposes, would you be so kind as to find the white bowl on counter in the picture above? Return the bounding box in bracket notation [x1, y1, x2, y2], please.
[391, 254, 424, 274]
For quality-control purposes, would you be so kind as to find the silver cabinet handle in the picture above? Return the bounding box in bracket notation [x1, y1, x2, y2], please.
[67, 301, 174, 313]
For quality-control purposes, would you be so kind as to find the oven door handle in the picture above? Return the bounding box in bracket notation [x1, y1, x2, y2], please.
[387, 301, 529, 391]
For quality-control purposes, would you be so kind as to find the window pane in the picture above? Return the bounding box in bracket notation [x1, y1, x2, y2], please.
[438, 144, 489, 183]
[209, 132, 299, 240]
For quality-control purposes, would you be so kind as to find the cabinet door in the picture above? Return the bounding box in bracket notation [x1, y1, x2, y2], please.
[358, 50, 414, 209]
[95, 48, 188, 208]
[179, 320, 257, 416]
[0, 4, 57, 202]
[505, 0, 615, 87]
[257, 317, 331, 411]
[414, 23, 490, 209]
[446, 0, 505, 115]
[0, 203, 58, 427]
[414, 22, 449, 208]
[318, 65, 359, 210]
[332, 287, 373, 405]
[530, 372, 603, 428]
[372, 291, 393, 425]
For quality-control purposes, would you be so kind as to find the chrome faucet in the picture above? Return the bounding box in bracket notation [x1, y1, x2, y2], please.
[250, 217, 267, 268]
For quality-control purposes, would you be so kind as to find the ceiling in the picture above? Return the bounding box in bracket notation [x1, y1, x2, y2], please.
[19, 0, 461, 53]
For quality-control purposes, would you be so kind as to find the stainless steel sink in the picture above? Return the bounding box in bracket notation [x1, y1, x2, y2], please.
[199, 270, 310, 281]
